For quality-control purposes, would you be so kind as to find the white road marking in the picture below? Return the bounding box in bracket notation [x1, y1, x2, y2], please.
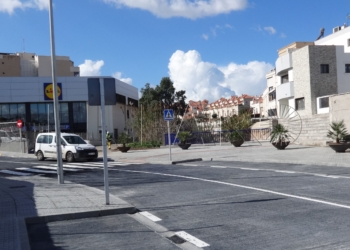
[139, 211, 162, 222]
[49, 164, 99, 169]
[112, 169, 350, 210]
[175, 231, 210, 248]
[16, 168, 56, 174]
[0, 170, 32, 176]
[274, 170, 295, 174]
[241, 168, 260, 171]
[33, 166, 80, 172]
[211, 166, 227, 168]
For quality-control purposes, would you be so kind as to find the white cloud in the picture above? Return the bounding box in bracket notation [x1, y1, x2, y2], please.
[112, 72, 133, 85]
[168, 50, 273, 102]
[102, 0, 248, 19]
[264, 26, 276, 35]
[79, 60, 104, 76]
[202, 34, 209, 40]
[0, 0, 49, 14]
[280, 33, 286, 38]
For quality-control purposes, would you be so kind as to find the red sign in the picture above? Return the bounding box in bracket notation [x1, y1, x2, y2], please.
[16, 119, 23, 129]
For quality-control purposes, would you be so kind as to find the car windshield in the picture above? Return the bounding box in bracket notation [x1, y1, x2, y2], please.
[62, 136, 87, 145]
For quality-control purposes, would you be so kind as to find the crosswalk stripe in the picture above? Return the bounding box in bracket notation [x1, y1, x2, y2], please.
[49, 164, 99, 169]
[16, 168, 57, 174]
[0, 170, 32, 176]
[33, 166, 80, 172]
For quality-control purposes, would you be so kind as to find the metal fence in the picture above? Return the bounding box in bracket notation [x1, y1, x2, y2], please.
[0, 122, 26, 153]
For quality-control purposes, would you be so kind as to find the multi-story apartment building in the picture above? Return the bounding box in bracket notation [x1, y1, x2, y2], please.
[0, 52, 80, 77]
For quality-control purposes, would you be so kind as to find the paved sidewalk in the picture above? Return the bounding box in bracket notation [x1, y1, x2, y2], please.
[2, 142, 350, 167]
[0, 175, 135, 250]
[100, 142, 350, 167]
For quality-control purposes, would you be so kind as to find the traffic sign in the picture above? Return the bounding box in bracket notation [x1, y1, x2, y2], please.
[16, 119, 23, 129]
[164, 109, 174, 121]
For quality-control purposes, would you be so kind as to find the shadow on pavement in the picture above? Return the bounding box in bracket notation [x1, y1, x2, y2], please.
[0, 177, 62, 250]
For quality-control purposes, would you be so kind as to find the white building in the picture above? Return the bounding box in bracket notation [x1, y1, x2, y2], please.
[0, 52, 138, 148]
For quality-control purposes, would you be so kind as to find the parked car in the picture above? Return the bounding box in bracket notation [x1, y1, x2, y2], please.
[35, 132, 98, 162]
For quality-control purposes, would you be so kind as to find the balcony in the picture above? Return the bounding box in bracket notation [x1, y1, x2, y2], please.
[276, 81, 294, 100]
[275, 53, 292, 75]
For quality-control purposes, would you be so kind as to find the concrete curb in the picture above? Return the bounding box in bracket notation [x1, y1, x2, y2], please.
[25, 206, 137, 225]
[172, 158, 202, 164]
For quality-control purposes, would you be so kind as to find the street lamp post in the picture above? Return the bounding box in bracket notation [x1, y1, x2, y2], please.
[49, 0, 64, 184]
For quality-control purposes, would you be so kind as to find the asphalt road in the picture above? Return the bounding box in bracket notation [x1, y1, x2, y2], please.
[3, 158, 350, 249]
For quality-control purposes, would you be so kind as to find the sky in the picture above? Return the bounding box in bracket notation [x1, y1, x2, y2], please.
[1, 0, 350, 102]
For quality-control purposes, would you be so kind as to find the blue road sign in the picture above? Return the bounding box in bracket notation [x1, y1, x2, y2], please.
[164, 109, 174, 121]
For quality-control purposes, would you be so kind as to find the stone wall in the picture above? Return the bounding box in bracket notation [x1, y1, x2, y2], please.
[293, 114, 330, 146]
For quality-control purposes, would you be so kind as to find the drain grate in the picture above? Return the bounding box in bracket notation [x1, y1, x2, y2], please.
[167, 235, 186, 244]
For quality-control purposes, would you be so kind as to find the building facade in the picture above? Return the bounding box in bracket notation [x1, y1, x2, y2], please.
[0, 52, 138, 147]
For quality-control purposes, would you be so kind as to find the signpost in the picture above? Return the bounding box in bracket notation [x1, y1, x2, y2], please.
[164, 109, 174, 161]
[16, 119, 23, 153]
[87, 77, 116, 205]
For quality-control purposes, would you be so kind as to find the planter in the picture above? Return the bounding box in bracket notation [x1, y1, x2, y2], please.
[178, 143, 191, 150]
[117, 146, 131, 153]
[272, 141, 290, 150]
[230, 139, 244, 147]
[328, 143, 349, 153]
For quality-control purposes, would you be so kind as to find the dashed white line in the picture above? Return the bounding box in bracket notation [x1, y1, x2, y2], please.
[112, 169, 350, 210]
[175, 231, 210, 248]
[241, 168, 260, 171]
[139, 211, 162, 222]
[274, 170, 296, 174]
[211, 166, 227, 168]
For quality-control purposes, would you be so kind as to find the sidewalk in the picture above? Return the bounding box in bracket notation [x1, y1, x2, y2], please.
[0, 175, 136, 250]
[101, 142, 350, 167]
[3, 142, 350, 167]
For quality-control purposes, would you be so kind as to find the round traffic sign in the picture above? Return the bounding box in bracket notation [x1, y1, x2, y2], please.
[16, 119, 23, 129]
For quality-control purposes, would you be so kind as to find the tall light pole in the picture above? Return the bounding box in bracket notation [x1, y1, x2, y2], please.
[49, 0, 64, 184]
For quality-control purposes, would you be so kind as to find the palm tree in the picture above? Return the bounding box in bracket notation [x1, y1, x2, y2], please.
[327, 120, 348, 143]
[270, 124, 289, 144]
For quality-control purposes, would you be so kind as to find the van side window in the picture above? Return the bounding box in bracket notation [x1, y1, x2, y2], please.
[37, 135, 45, 143]
[48, 135, 53, 144]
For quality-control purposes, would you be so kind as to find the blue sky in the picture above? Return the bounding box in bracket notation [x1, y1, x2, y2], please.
[1, 0, 350, 102]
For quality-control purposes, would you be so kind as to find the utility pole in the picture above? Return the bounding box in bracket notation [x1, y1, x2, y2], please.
[49, 0, 64, 184]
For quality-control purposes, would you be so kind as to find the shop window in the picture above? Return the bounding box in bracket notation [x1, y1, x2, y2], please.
[320, 64, 329, 74]
[60, 103, 69, 124]
[346, 64, 350, 73]
[295, 98, 305, 110]
[73, 102, 86, 123]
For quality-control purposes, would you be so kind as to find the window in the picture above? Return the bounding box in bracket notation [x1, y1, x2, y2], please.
[269, 90, 276, 101]
[73, 102, 86, 123]
[37, 135, 53, 144]
[319, 97, 329, 108]
[281, 74, 289, 83]
[269, 86, 273, 91]
[320, 64, 329, 73]
[348, 38, 350, 47]
[127, 110, 130, 119]
[268, 109, 277, 117]
[295, 98, 305, 110]
[346, 64, 350, 73]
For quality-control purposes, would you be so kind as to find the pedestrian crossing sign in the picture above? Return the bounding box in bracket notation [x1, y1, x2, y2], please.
[163, 109, 174, 121]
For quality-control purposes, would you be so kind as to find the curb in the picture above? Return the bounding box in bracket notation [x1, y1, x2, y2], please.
[172, 158, 202, 164]
[25, 206, 137, 225]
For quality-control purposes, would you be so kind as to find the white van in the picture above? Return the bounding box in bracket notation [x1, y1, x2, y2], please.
[35, 132, 98, 162]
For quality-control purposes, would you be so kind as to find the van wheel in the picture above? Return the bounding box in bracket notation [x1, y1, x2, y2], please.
[66, 152, 75, 162]
[37, 151, 45, 161]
